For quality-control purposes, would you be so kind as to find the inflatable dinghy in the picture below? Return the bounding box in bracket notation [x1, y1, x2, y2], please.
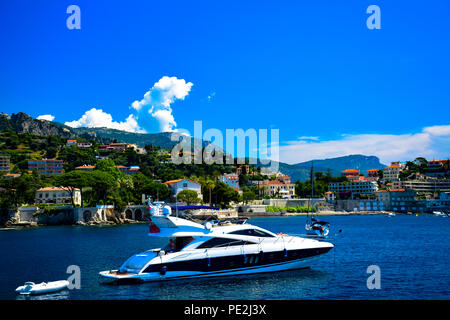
[15, 280, 69, 295]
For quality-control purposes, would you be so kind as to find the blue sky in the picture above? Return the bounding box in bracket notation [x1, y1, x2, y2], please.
[1, 0, 449, 164]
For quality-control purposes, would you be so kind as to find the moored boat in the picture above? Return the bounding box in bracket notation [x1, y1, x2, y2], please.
[99, 201, 334, 283]
[15, 280, 69, 295]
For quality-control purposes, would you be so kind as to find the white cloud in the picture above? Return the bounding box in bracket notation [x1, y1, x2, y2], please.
[131, 76, 193, 132]
[151, 109, 177, 133]
[423, 125, 450, 136]
[37, 114, 55, 121]
[278, 125, 450, 164]
[132, 76, 193, 111]
[65, 108, 145, 133]
[297, 136, 319, 141]
[64, 76, 192, 134]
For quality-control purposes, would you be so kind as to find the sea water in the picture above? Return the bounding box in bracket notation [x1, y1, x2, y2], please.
[0, 214, 449, 300]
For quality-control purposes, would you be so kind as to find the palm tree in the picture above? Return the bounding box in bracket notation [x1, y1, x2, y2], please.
[204, 179, 215, 206]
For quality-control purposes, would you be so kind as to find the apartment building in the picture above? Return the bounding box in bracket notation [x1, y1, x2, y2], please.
[374, 188, 419, 212]
[28, 159, 64, 176]
[0, 155, 11, 172]
[328, 180, 378, 194]
[392, 179, 450, 193]
[383, 162, 402, 182]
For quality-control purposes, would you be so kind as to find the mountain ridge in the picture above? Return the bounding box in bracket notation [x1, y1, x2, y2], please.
[0, 112, 387, 182]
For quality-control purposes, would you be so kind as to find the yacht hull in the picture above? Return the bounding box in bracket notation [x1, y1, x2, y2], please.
[100, 249, 330, 283]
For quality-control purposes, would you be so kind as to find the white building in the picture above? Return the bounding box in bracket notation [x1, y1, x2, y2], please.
[35, 187, 81, 206]
[328, 181, 378, 194]
[164, 179, 202, 200]
[259, 181, 295, 198]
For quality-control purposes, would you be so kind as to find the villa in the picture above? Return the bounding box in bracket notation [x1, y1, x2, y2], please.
[164, 179, 203, 200]
[35, 186, 81, 206]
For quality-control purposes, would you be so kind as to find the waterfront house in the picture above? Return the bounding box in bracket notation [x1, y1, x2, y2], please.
[35, 186, 81, 206]
[425, 192, 450, 211]
[164, 179, 203, 200]
[259, 180, 295, 198]
[374, 188, 420, 212]
[335, 199, 385, 212]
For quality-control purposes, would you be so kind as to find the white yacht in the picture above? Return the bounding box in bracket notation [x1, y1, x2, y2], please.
[99, 202, 334, 282]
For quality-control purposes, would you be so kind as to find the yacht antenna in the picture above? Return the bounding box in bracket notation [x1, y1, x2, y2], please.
[309, 162, 314, 224]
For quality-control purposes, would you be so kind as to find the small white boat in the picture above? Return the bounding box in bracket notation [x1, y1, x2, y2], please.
[433, 211, 445, 216]
[387, 212, 395, 217]
[15, 280, 69, 295]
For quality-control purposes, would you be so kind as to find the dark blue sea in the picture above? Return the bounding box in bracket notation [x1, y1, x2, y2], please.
[1, 214, 449, 300]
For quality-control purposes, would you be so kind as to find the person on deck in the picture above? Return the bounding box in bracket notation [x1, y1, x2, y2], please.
[169, 239, 175, 252]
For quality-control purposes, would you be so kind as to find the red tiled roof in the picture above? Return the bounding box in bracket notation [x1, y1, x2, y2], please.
[342, 169, 359, 173]
[75, 166, 94, 169]
[164, 179, 200, 186]
[37, 186, 80, 191]
[75, 165, 95, 169]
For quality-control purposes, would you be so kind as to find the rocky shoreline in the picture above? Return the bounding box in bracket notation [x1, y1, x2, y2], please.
[1, 218, 148, 229]
[1, 210, 425, 230]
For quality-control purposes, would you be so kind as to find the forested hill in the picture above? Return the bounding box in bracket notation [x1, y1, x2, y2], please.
[0, 112, 204, 149]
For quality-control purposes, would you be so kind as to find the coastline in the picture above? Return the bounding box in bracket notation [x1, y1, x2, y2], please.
[1, 210, 429, 230]
[242, 210, 419, 217]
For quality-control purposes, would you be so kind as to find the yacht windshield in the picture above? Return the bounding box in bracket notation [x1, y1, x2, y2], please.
[164, 236, 195, 252]
[228, 228, 275, 237]
[122, 253, 155, 273]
